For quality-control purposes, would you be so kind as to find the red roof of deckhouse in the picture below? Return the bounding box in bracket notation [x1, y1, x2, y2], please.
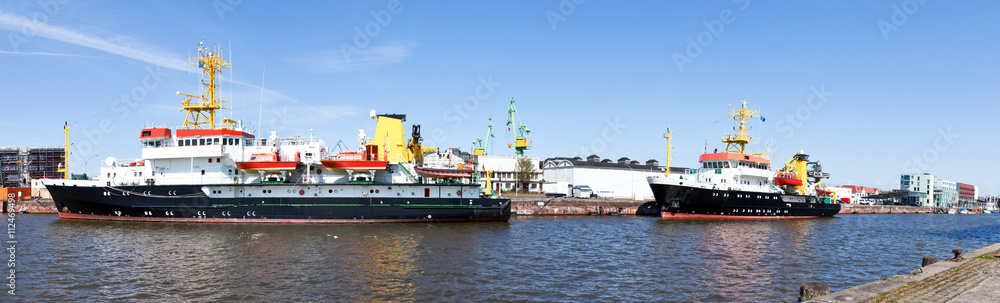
[698, 153, 770, 165]
[175, 129, 255, 138]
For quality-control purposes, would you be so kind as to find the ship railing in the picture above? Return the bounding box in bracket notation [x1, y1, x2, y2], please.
[392, 154, 419, 183]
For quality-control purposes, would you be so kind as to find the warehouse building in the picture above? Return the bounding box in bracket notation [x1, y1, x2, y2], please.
[542, 155, 685, 200]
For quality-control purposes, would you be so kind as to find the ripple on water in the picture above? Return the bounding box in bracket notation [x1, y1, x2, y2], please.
[13, 214, 1000, 301]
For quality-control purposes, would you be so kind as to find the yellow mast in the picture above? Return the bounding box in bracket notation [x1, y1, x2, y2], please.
[722, 99, 759, 154]
[59, 122, 71, 179]
[178, 41, 231, 130]
[664, 128, 673, 177]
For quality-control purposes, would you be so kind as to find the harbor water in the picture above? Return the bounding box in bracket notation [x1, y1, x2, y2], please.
[8, 214, 1000, 302]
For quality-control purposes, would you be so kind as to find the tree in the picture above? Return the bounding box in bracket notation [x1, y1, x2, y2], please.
[515, 157, 536, 192]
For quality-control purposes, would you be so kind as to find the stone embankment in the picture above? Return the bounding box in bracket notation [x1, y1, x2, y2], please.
[839, 204, 941, 214]
[805, 243, 1000, 302]
[510, 197, 658, 216]
[2, 198, 57, 213]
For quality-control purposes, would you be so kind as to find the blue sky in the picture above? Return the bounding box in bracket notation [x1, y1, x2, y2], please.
[1, 1, 998, 195]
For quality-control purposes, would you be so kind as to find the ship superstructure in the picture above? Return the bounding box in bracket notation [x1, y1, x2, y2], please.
[44, 42, 510, 223]
[647, 100, 840, 219]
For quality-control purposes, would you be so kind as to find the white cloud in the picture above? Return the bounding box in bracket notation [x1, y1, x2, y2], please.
[294, 41, 418, 73]
[0, 11, 188, 71]
[0, 11, 363, 132]
[0, 50, 101, 58]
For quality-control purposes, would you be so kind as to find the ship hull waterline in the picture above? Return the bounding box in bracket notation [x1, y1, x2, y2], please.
[46, 184, 511, 223]
[650, 183, 840, 219]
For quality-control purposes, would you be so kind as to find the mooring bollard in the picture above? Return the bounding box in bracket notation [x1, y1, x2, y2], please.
[922, 256, 938, 267]
[952, 249, 964, 261]
[798, 282, 830, 302]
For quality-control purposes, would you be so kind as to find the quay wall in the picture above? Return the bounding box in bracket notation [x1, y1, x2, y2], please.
[2, 198, 57, 213]
[510, 198, 658, 216]
[839, 204, 941, 214]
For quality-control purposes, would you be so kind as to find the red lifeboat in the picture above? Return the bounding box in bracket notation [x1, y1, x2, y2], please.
[774, 172, 803, 186]
[414, 166, 474, 179]
[235, 152, 298, 173]
[320, 151, 388, 172]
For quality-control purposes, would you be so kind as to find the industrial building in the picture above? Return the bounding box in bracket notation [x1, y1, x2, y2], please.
[542, 155, 683, 200]
[423, 149, 542, 193]
[1, 146, 65, 188]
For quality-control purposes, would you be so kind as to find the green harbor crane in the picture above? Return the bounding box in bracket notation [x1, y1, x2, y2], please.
[506, 98, 531, 156]
[473, 116, 494, 156]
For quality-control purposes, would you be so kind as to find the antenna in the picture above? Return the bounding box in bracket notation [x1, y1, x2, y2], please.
[258, 65, 265, 135]
[229, 40, 233, 119]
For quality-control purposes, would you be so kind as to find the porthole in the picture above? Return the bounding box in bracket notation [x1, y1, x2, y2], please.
[329, 189, 333, 193]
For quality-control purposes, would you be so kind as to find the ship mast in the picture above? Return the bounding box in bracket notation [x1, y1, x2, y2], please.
[664, 128, 673, 177]
[722, 99, 759, 154]
[178, 41, 232, 130]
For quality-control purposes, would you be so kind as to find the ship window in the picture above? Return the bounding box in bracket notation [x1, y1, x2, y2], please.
[217, 158, 221, 163]
[156, 141, 161, 147]
[200, 139, 206, 145]
[201, 170, 205, 175]
[235, 139, 240, 146]
[723, 162, 730, 168]
[209, 158, 213, 163]
[214, 138, 220, 145]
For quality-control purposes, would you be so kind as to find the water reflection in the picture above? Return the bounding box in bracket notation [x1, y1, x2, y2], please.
[17, 214, 1000, 302]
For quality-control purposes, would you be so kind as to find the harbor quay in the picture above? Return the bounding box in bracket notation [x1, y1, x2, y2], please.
[804, 242, 1000, 303]
[510, 197, 658, 216]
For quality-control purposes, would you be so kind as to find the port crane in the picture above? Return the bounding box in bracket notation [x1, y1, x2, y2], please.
[506, 98, 531, 156]
[472, 116, 495, 156]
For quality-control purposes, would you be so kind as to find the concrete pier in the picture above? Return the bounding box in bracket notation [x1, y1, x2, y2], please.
[807, 243, 1000, 302]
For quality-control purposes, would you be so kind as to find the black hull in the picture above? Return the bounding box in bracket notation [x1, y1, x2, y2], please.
[650, 183, 840, 219]
[46, 184, 510, 223]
